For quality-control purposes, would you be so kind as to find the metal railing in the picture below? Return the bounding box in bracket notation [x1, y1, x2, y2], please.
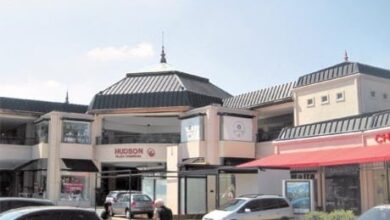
[0, 136, 38, 145]
[97, 133, 180, 144]
[256, 130, 282, 142]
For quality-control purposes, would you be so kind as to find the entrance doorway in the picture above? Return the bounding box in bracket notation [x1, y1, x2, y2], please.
[0, 171, 13, 197]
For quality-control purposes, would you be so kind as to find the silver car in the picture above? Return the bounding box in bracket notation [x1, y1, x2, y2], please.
[111, 193, 154, 219]
[0, 206, 101, 220]
[202, 194, 294, 220]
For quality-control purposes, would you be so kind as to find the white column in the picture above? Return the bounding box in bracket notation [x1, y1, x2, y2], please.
[46, 112, 61, 202]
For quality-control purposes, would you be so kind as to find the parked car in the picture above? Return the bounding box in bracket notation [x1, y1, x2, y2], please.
[0, 206, 101, 220]
[111, 193, 154, 219]
[0, 197, 54, 213]
[105, 190, 141, 204]
[202, 194, 294, 220]
[358, 204, 390, 220]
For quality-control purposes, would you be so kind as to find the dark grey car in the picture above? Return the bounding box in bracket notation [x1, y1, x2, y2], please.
[111, 193, 154, 219]
[0, 198, 54, 213]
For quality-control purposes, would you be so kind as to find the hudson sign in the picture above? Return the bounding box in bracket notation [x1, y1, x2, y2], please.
[375, 132, 390, 144]
[114, 147, 156, 158]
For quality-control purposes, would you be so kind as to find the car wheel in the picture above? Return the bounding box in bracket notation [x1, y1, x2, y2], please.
[147, 212, 153, 219]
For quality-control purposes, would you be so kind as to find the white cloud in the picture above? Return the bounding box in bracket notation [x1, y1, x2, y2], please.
[86, 42, 155, 61]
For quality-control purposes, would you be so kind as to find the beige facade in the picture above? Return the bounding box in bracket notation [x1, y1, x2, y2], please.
[293, 75, 360, 126]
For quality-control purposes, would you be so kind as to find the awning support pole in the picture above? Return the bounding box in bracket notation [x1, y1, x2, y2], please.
[128, 170, 132, 219]
[178, 175, 181, 220]
[386, 162, 390, 203]
[216, 170, 220, 208]
[95, 172, 97, 211]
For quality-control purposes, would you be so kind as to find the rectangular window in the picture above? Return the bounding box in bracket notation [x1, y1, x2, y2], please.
[321, 95, 329, 104]
[35, 121, 49, 143]
[60, 172, 90, 201]
[384, 93, 388, 100]
[371, 91, 376, 97]
[62, 120, 91, 144]
[336, 91, 345, 102]
[307, 98, 315, 107]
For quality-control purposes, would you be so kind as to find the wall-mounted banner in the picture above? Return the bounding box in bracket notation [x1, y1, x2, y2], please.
[181, 116, 203, 142]
[283, 179, 315, 214]
[221, 116, 253, 141]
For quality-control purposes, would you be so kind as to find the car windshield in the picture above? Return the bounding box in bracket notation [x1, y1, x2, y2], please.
[217, 199, 246, 211]
[358, 207, 390, 220]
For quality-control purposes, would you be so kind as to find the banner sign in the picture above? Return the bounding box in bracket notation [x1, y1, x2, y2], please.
[283, 179, 315, 214]
[181, 116, 203, 142]
[221, 116, 252, 141]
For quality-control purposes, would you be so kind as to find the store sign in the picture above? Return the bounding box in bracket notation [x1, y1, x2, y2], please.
[375, 132, 390, 144]
[114, 147, 155, 158]
[283, 180, 315, 214]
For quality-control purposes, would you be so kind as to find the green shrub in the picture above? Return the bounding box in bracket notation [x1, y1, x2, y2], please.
[304, 211, 328, 220]
[304, 210, 356, 220]
[327, 209, 355, 220]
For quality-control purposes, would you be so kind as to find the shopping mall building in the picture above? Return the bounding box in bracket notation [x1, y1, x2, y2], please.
[1, 52, 390, 215]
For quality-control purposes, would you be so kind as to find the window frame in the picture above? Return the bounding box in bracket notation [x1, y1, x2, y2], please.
[306, 97, 315, 108]
[320, 95, 329, 105]
[336, 91, 345, 102]
[62, 120, 91, 144]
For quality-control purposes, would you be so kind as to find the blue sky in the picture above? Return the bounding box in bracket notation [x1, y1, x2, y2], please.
[0, 0, 389, 104]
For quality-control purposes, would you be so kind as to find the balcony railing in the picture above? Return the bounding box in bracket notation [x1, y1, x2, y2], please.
[97, 133, 180, 144]
[0, 136, 38, 145]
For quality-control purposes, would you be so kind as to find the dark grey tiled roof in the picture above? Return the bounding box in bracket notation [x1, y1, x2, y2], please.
[278, 110, 390, 140]
[222, 82, 296, 109]
[296, 62, 390, 88]
[89, 71, 231, 111]
[0, 97, 88, 114]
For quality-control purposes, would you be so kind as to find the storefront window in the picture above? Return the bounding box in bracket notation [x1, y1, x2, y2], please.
[35, 121, 49, 143]
[141, 176, 167, 202]
[62, 120, 91, 144]
[325, 165, 361, 214]
[60, 172, 90, 201]
[219, 174, 236, 206]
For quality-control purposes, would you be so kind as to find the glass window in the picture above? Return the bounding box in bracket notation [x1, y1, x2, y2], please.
[218, 199, 246, 211]
[242, 199, 262, 212]
[336, 92, 345, 102]
[133, 194, 152, 202]
[35, 121, 49, 143]
[307, 98, 315, 107]
[321, 95, 329, 104]
[60, 172, 90, 201]
[384, 93, 388, 100]
[371, 91, 376, 97]
[62, 120, 91, 144]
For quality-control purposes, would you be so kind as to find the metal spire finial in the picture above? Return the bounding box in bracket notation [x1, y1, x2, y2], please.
[160, 32, 167, 63]
[65, 90, 69, 104]
[344, 50, 349, 62]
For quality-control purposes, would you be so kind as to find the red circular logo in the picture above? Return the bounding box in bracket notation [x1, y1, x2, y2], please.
[147, 148, 156, 157]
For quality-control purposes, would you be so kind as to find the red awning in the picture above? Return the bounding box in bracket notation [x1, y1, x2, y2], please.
[238, 143, 390, 169]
